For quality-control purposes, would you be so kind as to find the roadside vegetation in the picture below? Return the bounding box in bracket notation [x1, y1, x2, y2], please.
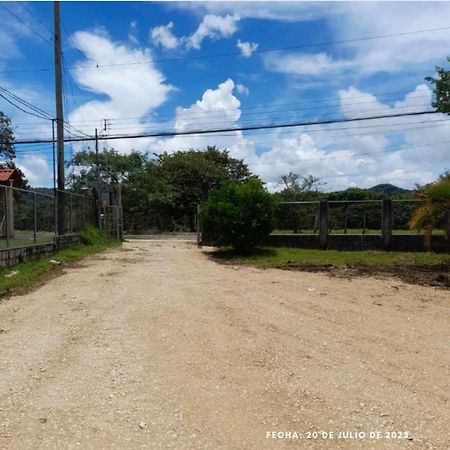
[214, 247, 450, 267]
[212, 247, 450, 288]
[0, 226, 120, 298]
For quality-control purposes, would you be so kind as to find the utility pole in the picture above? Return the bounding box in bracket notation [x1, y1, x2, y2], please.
[54, 1, 65, 235]
[94, 127, 100, 226]
[95, 128, 99, 193]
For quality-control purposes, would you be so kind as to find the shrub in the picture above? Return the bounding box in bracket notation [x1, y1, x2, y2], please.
[201, 179, 276, 252]
[79, 225, 107, 246]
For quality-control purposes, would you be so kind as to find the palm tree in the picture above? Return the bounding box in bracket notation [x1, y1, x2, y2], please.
[409, 172, 450, 251]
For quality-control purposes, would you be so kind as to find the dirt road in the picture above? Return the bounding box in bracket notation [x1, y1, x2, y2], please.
[0, 240, 449, 449]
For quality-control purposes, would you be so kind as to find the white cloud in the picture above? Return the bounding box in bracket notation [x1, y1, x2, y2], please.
[150, 22, 180, 50]
[264, 52, 355, 77]
[68, 30, 172, 153]
[172, 2, 331, 23]
[332, 2, 450, 75]
[248, 84, 449, 190]
[128, 21, 139, 45]
[156, 79, 255, 161]
[18, 155, 53, 187]
[152, 80, 448, 190]
[179, 2, 450, 78]
[150, 14, 240, 51]
[186, 14, 240, 50]
[236, 39, 258, 58]
[236, 83, 249, 96]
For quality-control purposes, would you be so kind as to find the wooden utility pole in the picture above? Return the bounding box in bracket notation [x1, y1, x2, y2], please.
[54, 1, 65, 235]
[94, 128, 100, 227]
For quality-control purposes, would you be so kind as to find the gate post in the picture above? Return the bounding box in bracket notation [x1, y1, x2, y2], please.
[382, 199, 392, 248]
[196, 203, 202, 246]
[319, 200, 328, 249]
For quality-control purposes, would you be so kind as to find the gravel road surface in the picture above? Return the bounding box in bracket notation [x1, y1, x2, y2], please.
[0, 240, 448, 449]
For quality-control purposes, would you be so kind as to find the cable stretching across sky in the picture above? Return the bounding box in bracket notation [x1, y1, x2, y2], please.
[1, 110, 442, 146]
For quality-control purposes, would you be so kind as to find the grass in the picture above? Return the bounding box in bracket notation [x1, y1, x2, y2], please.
[215, 247, 450, 268]
[0, 226, 120, 298]
[271, 229, 445, 235]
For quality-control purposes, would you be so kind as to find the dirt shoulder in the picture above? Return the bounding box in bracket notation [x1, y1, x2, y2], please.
[0, 240, 449, 449]
[210, 252, 450, 289]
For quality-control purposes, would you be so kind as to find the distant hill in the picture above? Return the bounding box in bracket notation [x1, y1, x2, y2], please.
[369, 184, 411, 196]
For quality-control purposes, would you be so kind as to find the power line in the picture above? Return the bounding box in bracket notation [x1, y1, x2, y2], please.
[1, 110, 440, 145]
[0, 3, 53, 46]
[0, 92, 50, 120]
[0, 84, 93, 138]
[2, 24, 450, 74]
[8, 87, 432, 128]
[17, 1, 54, 36]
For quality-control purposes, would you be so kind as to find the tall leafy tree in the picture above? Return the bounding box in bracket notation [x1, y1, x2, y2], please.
[426, 57, 450, 114]
[0, 111, 16, 165]
[67, 149, 147, 192]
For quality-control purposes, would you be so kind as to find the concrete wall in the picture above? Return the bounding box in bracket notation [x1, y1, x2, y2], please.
[265, 233, 448, 253]
[0, 234, 81, 268]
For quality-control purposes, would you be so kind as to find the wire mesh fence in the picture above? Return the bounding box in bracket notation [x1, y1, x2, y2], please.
[273, 199, 425, 235]
[0, 185, 96, 249]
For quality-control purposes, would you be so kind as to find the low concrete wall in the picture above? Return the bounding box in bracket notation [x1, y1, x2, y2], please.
[56, 234, 80, 249]
[0, 234, 81, 268]
[265, 233, 448, 253]
[0, 243, 56, 268]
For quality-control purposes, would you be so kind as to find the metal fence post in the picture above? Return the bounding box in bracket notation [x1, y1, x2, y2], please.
[4, 187, 9, 248]
[382, 199, 393, 248]
[33, 192, 37, 245]
[319, 200, 328, 249]
[69, 194, 73, 233]
[196, 203, 202, 245]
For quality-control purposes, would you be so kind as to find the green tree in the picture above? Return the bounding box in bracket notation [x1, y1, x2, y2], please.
[201, 179, 276, 252]
[273, 173, 324, 233]
[426, 57, 450, 114]
[154, 147, 256, 230]
[0, 111, 16, 164]
[409, 172, 450, 250]
[67, 146, 257, 233]
[67, 148, 147, 192]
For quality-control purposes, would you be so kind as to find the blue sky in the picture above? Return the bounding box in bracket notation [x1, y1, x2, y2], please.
[0, 1, 449, 189]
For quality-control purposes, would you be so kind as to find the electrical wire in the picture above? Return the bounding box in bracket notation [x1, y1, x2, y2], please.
[0, 3, 53, 46]
[1, 24, 450, 74]
[1, 110, 441, 146]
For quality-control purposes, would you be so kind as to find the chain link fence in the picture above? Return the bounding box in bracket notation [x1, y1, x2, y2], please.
[274, 199, 426, 235]
[0, 185, 96, 249]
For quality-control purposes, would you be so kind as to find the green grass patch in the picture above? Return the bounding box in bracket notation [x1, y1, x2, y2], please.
[271, 229, 444, 235]
[0, 227, 120, 298]
[215, 247, 450, 268]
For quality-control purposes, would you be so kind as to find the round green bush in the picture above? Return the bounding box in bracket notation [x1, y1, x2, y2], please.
[201, 180, 276, 252]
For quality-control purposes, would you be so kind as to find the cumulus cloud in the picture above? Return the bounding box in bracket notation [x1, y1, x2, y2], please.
[68, 30, 172, 153]
[150, 22, 180, 50]
[182, 2, 450, 77]
[248, 84, 449, 190]
[236, 39, 258, 58]
[152, 80, 448, 190]
[18, 155, 53, 187]
[150, 14, 240, 51]
[156, 79, 255, 161]
[186, 14, 240, 49]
